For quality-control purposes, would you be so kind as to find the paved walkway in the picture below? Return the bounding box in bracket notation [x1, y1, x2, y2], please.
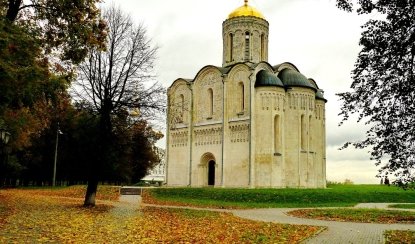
[232, 206, 415, 244]
[110, 195, 142, 218]
[138, 199, 415, 243]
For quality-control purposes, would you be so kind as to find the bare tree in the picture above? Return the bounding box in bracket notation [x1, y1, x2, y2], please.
[74, 5, 165, 206]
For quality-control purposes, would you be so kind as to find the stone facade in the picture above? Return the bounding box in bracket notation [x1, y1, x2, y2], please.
[166, 2, 327, 188]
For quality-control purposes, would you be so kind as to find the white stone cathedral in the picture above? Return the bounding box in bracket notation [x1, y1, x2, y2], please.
[166, 0, 327, 188]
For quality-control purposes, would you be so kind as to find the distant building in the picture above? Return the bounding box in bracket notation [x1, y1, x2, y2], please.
[166, 0, 327, 188]
[141, 148, 166, 183]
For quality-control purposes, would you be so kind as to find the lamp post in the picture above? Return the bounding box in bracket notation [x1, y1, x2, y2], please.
[0, 126, 11, 187]
[52, 123, 63, 187]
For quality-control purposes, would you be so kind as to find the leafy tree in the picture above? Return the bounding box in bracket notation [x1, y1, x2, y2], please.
[75, 5, 165, 206]
[0, 0, 105, 185]
[129, 121, 164, 182]
[0, 20, 71, 183]
[336, 0, 415, 185]
[1, 0, 106, 64]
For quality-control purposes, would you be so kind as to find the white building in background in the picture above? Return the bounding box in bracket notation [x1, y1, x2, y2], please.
[142, 148, 166, 183]
[166, 0, 327, 188]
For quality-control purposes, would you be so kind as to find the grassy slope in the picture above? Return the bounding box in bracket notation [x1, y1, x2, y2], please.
[388, 204, 415, 209]
[288, 208, 415, 224]
[146, 184, 415, 208]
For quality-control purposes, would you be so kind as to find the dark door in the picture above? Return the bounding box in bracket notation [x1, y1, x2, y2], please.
[208, 160, 215, 186]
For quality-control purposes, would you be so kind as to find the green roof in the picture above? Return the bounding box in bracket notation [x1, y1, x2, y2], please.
[316, 89, 326, 101]
[278, 69, 315, 90]
[255, 70, 284, 87]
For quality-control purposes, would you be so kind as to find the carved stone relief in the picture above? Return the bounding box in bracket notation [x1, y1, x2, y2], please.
[259, 92, 284, 111]
[194, 127, 222, 146]
[170, 129, 188, 147]
[169, 83, 190, 129]
[228, 69, 249, 117]
[229, 123, 249, 143]
[194, 71, 223, 123]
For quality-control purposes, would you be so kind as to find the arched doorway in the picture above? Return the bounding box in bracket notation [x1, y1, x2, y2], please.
[208, 160, 215, 186]
[199, 152, 216, 186]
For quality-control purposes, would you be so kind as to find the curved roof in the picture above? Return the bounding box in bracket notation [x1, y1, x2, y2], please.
[308, 78, 319, 89]
[169, 62, 324, 99]
[228, 0, 265, 19]
[278, 69, 316, 90]
[255, 70, 284, 88]
[273, 62, 301, 73]
[316, 89, 327, 101]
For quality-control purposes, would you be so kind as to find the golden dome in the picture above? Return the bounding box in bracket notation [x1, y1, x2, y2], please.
[228, 0, 265, 19]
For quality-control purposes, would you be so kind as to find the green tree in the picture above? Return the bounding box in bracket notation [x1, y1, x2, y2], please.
[0, 20, 70, 162]
[0, 0, 105, 185]
[75, 5, 165, 206]
[1, 0, 106, 64]
[129, 121, 163, 182]
[336, 0, 415, 185]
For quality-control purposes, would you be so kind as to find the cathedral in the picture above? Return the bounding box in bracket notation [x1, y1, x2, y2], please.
[166, 0, 327, 188]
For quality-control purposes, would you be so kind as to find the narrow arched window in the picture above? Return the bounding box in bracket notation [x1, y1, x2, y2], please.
[301, 115, 307, 150]
[274, 115, 280, 152]
[208, 88, 213, 118]
[239, 82, 244, 112]
[309, 115, 313, 152]
[179, 94, 184, 122]
[244, 32, 250, 61]
[229, 33, 234, 62]
[260, 34, 265, 60]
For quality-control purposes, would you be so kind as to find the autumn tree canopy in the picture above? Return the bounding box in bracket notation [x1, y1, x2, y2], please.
[336, 0, 415, 185]
[2, 0, 106, 64]
[0, 0, 105, 185]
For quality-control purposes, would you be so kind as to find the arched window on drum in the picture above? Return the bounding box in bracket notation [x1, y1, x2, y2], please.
[208, 88, 213, 118]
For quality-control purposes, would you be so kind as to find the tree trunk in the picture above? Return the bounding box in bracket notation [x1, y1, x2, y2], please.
[83, 105, 112, 207]
[84, 179, 98, 206]
[6, 0, 22, 22]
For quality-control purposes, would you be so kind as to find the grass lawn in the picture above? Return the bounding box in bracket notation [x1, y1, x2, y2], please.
[287, 208, 415, 224]
[389, 204, 415, 209]
[385, 230, 415, 244]
[143, 184, 415, 209]
[0, 188, 322, 243]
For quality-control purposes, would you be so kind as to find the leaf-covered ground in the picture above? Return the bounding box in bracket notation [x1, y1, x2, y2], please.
[288, 208, 415, 224]
[0, 189, 323, 243]
[384, 230, 415, 244]
[22, 185, 120, 201]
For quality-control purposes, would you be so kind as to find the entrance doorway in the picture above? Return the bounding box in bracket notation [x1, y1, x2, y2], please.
[208, 160, 215, 186]
[200, 152, 216, 186]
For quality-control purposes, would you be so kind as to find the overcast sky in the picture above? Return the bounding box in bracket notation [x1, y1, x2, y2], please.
[108, 0, 383, 184]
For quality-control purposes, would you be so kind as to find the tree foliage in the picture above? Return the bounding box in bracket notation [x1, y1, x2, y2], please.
[1, 0, 106, 64]
[336, 0, 415, 184]
[0, 20, 72, 186]
[75, 5, 165, 206]
[0, 0, 105, 186]
[1, 104, 163, 187]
